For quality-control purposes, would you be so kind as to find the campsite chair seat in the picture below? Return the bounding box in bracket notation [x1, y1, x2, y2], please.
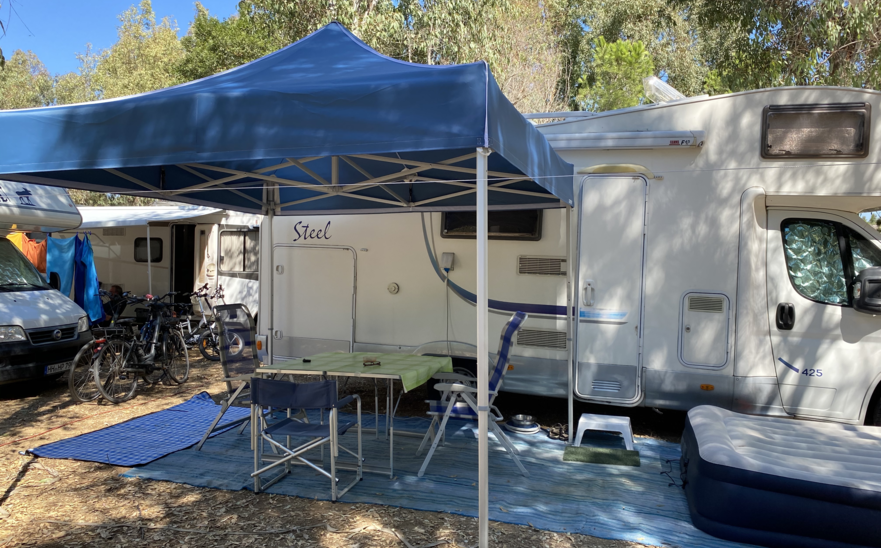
[416, 311, 529, 477]
[196, 304, 265, 451]
[251, 377, 362, 501]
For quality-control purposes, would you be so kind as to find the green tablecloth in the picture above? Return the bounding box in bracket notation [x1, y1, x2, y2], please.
[263, 352, 453, 392]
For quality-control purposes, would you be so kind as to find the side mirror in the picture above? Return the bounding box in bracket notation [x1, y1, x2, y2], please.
[853, 266, 881, 315]
[48, 272, 60, 291]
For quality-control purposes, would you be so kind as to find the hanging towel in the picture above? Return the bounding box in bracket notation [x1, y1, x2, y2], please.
[47, 236, 77, 297]
[23, 238, 47, 273]
[80, 236, 103, 323]
[5, 232, 24, 251]
[74, 235, 85, 310]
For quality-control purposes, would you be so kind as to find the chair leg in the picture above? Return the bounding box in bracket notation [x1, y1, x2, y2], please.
[330, 409, 338, 502]
[415, 415, 439, 456]
[417, 397, 457, 477]
[196, 382, 249, 451]
[489, 420, 529, 477]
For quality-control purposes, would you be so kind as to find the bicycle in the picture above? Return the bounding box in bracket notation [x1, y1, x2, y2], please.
[67, 289, 130, 403]
[195, 284, 243, 361]
[92, 292, 190, 403]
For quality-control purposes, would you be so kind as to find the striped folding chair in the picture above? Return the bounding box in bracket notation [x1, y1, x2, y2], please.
[415, 311, 529, 477]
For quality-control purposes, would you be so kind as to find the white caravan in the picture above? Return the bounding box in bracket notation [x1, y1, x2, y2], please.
[259, 87, 881, 426]
[59, 206, 262, 317]
[0, 181, 91, 384]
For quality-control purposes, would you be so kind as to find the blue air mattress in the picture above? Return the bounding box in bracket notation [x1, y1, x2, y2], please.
[681, 406, 881, 548]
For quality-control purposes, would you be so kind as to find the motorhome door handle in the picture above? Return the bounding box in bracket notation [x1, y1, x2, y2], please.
[583, 280, 596, 307]
[776, 303, 795, 330]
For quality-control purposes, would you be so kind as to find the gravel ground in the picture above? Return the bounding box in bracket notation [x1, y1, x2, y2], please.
[0, 351, 684, 548]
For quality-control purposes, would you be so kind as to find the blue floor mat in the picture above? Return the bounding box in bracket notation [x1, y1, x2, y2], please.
[30, 392, 251, 466]
[123, 412, 755, 548]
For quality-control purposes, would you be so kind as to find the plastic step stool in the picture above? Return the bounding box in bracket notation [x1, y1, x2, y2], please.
[573, 413, 634, 450]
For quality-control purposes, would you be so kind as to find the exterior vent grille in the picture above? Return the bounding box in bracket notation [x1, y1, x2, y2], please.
[592, 380, 621, 393]
[688, 296, 725, 313]
[518, 256, 566, 276]
[27, 325, 78, 345]
[103, 227, 126, 237]
[516, 329, 567, 350]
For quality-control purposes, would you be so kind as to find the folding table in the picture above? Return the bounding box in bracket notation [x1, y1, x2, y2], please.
[257, 352, 453, 477]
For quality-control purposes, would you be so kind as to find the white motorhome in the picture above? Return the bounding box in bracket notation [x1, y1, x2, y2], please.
[259, 87, 881, 426]
[0, 181, 91, 384]
[58, 206, 262, 317]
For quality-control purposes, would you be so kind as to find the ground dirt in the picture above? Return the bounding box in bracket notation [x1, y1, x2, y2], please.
[0, 351, 684, 548]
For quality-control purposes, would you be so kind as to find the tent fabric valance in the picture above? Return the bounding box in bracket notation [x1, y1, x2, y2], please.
[0, 23, 572, 215]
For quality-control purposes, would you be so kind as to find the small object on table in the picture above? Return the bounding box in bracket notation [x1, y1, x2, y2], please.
[362, 356, 381, 367]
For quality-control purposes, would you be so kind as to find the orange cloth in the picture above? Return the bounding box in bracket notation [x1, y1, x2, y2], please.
[6, 234, 47, 273]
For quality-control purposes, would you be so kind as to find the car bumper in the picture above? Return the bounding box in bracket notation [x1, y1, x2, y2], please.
[0, 330, 93, 384]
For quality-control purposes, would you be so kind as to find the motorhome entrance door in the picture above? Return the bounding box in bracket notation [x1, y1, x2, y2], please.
[574, 176, 646, 403]
[272, 245, 355, 359]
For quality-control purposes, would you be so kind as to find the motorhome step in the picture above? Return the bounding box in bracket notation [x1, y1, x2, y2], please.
[573, 413, 634, 451]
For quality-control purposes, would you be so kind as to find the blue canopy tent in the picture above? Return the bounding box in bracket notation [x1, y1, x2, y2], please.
[0, 23, 574, 547]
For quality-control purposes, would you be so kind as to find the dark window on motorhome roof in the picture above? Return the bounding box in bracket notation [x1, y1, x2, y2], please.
[762, 103, 870, 159]
[134, 237, 162, 263]
[219, 229, 259, 273]
[441, 210, 542, 241]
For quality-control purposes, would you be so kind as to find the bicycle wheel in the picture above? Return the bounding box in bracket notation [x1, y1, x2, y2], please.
[162, 331, 190, 384]
[226, 330, 244, 357]
[68, 343, 100, 402]
[197, 329, 221, 361]
[93, 338, 138, 403]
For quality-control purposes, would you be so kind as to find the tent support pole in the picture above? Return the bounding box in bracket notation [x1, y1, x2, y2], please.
[476, 147, 490, 548]
[264, 183, 275, 365]
[566, 205, 574, 445]
[146, 224, 152, 295]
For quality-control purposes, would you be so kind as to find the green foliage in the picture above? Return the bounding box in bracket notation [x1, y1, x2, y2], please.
[577, 37, 654, 112]
[67, 189, 157, 207]
[0, 50, 53, 109]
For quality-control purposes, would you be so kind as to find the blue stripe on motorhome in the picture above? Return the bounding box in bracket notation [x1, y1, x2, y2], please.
[421, 214, 567, 317]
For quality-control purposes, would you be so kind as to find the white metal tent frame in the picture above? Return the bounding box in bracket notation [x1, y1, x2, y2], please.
[258, 148, 575, 548]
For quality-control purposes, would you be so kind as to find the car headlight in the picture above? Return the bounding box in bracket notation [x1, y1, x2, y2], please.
[78, 316, 89, 333]
[0, 326, 26, 342]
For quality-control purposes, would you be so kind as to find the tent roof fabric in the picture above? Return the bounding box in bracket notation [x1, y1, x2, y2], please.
[0, 23, 572, 215]
[77, 206, 222, 229]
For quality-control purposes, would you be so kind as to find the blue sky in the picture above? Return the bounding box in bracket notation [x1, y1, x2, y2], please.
[1, 0, 238, 75]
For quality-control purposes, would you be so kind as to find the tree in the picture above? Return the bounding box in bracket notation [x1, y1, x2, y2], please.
[67, 189, 157, 207]
[576, 37, 654, 112]
[0, 50, 53, 109]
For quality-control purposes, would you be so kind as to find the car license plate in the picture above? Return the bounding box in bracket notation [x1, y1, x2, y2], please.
[45, 361, 72, 375]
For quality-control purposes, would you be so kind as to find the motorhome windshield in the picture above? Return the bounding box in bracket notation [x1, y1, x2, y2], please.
[0, 239, 50, 291]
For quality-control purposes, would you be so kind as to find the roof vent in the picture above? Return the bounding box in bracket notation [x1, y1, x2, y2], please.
[518, 256, 566, 276]
[517, 329, 567, 350]
[688, 295, 725, 313]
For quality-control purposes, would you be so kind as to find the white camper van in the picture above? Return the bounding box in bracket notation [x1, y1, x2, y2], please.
[0, 182, 91, 384]
[259, 87, 881, 426]
[60, 207, 261, 317]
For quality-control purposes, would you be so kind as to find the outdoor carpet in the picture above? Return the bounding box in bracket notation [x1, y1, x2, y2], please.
[30, 392, 252, 466]
[123, 412, 756, 548]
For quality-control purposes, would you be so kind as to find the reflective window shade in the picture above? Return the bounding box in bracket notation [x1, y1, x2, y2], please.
[782, 221, 847, 304]
[848, 229, 881, 275]
[220, 230, 259, 273]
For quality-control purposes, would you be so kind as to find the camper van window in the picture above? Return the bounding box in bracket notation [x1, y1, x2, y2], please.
[441, 210, 542, 241]
[0, 239, 50, 291]
[219, 229, 259, 273]
[847, 229, 881, 277]
[134, 238, 163, 263]
[782, 220, 848, 305]
[762, 103, 870, 159]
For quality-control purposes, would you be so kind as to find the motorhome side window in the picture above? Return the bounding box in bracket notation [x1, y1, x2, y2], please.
[762, 103, 870, 158]
[441, 210, 542, 240]
[134, 237, 162, 263]
[781, 219, 881, 306]
[219, 229, 259, 273]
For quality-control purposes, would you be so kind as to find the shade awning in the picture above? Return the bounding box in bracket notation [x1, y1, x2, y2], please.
[77, 206, 222, 229]
[0, 23, 572, 214]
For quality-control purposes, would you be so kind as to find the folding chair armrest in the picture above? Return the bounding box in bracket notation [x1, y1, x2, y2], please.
[434, 382, 477, 394]
[432, 372, 478, 384]
[332, 394, 360, 409]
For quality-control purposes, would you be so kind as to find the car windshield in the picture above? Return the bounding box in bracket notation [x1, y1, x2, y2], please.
[0, 239, 50, 291]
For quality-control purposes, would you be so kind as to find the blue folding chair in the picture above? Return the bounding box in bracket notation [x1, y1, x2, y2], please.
[416, 311, 529, 477]
[250, 377, 362, 501]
